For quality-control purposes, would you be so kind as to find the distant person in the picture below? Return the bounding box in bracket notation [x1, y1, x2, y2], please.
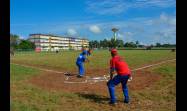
[171, 49, 176, 52]
[87, 48, 92, 56]
[107, 49, 131, 105]
[76, 50, 89, 78]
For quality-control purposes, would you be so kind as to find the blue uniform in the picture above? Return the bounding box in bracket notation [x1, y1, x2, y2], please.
[82, 50, 89, 56]
[76, 53, 86, 76]
[107, 75, 129, 103]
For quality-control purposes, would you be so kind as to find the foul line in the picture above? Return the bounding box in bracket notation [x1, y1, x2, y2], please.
[64, 59, 176, 84]
[10, 63, 64, 74]
[11, 59, 176, 84]
[131, 59, 176, 71]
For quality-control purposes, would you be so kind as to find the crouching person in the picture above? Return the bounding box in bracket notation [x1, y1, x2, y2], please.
[107, 49, 131, 105]
[76, 50, 89, 78]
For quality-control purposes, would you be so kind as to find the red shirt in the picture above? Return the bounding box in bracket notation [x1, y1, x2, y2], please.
[110, 55, 131, 76]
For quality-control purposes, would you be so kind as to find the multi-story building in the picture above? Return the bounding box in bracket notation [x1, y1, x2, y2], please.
[28, 34, 89, 51]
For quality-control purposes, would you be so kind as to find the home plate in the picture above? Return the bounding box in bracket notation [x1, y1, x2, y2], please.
[64, 76, 87, 83]
[86, 76, 108, 82]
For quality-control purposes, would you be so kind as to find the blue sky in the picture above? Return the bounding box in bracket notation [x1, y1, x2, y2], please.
[11, 0, 176, 45]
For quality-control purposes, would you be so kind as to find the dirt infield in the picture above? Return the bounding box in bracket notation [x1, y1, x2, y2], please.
[14, 59, 175, 96]
[14, 59, 176, 95]
[28, 69, 161, 96]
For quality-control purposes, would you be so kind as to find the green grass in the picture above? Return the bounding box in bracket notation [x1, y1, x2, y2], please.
[11, 64, 67, 111]
[10, 50, 176, 111]
[10, 64, 108, 111]
[11, 50, 176, 72]
[130, 62, 176, 111]
[10, 64, 40, 82]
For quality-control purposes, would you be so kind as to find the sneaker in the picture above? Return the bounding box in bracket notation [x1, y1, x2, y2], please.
[64, 72, 70, 76]
[124, 100, 129, 104]
[108, 101, 117, 105]
[77, 75, 83, 78]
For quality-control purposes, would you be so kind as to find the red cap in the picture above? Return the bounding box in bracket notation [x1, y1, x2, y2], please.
[111, 49, 117, 54]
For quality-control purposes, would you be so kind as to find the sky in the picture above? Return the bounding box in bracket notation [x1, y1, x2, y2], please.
[10, 0, 176, 45]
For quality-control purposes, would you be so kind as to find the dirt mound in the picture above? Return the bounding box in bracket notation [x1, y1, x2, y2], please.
[28, 69, 161, 95]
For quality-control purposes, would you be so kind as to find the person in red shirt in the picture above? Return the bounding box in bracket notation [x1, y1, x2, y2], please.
[107, 49, 131, 105]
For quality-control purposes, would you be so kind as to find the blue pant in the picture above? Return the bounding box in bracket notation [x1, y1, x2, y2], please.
[76, 62, 84, 76]
[107, 75, 129, 103]
[87, 53, 91, 56]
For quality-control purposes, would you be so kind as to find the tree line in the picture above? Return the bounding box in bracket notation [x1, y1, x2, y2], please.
[89, 39, 176, 48]
[10, 33, 176, 50]
[10, 34, 35, 50]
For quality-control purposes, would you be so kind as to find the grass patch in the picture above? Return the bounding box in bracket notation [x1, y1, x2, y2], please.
[130, 62, 176, 111]
[10, 50, 176, 111]
[10, 64, 40, 82]
[11, 50, 176, 71]
[11, 64, 63, 111]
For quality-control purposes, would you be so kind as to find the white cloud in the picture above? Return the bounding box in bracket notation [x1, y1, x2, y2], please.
[86, 0, 127, 15]
[105, 37, 111, 40]
[160, 13, 176, 26]
[13, 12, 175, 44]
[150, 26, 176, 44]
[133, 0, 176, 8]
[139, 42, 147, 45]
[169, 18, 176, 26]
[117, 32, 134, 42]
[67, 28, 77, 35]
[160, 13, 168, 21]
[144, 13, 176, 26]
[86, 0, 176, 15]
[89, 25, 102, 34]
[126, 32, 133, 37]
[19, 35, 26, 39]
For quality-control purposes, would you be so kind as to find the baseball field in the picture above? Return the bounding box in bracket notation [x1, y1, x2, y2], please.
[10, 50, 176, 111]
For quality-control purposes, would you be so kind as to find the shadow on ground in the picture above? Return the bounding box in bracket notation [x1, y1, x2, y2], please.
[76, 93, 110, 104]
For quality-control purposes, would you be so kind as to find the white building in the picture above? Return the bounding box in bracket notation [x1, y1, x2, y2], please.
[28, 34, 89, 51]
